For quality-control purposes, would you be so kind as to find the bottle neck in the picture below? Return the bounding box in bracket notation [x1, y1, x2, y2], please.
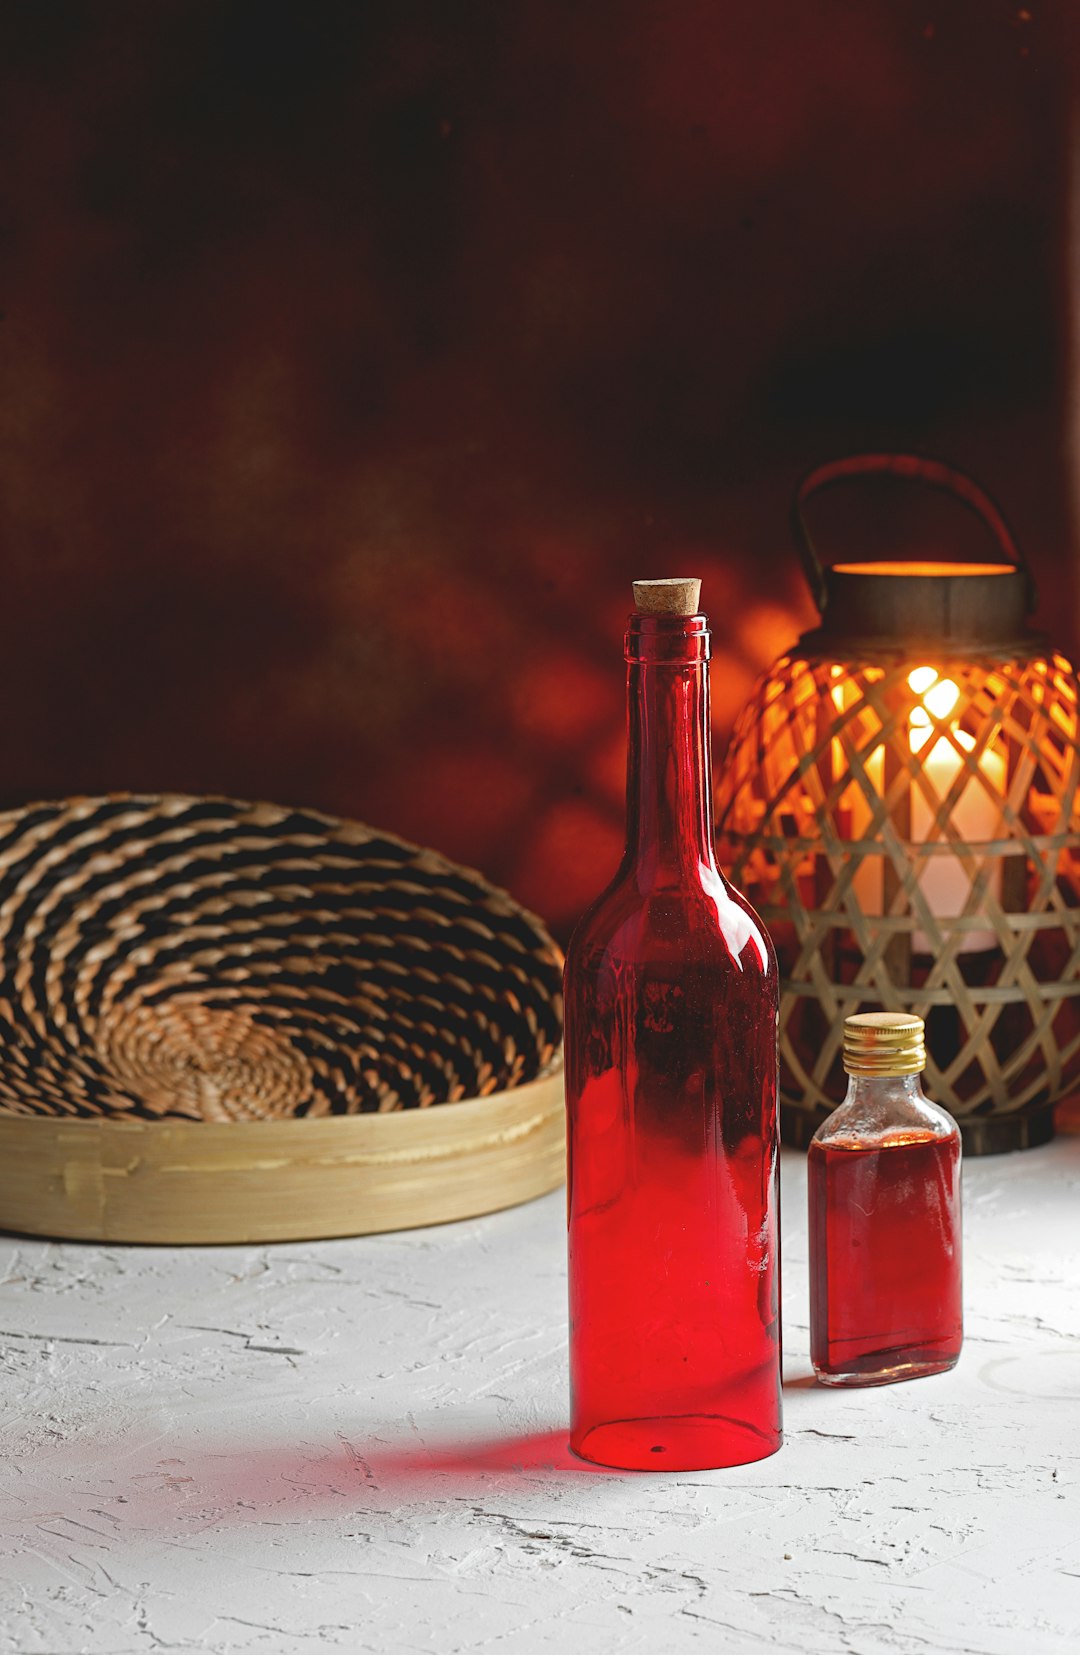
[623, 614, 717, 887]
[843, 1072, 925, 1108]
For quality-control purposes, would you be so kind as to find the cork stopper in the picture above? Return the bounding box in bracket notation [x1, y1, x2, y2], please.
[633, 578, 702, 617]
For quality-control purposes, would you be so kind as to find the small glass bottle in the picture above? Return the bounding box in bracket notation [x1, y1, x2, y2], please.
[809, 1012, 962, 1387]
[563, 577, 782, 1472]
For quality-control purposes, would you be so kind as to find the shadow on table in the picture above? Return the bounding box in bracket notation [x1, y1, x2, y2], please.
[343, 1426, 613, 1481]
[123, 1399, 831, 1529]
[123, 1425, 632, 1527]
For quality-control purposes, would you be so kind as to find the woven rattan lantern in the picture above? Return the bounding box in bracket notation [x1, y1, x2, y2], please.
[716, 455, 1080, 1154]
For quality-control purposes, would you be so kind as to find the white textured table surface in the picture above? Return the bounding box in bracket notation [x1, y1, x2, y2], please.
[2, 1139, 1079, 1655]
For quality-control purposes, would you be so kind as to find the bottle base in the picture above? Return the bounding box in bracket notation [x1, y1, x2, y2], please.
[813, 1347, 961, 1388]
[570, 1413, 782, 1472]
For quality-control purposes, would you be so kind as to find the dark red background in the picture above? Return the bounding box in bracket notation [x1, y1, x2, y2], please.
[2, 1, 1073, 938]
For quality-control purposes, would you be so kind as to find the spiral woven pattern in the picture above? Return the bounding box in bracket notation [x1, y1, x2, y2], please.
[0, 795, 563, 1122]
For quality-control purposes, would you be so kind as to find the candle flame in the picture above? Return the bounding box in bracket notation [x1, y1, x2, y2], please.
[908, 667, 961, 753]
[925, 678, 960, 719]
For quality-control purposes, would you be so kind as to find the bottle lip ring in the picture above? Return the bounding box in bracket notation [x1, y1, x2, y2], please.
[624, 614, 710, 664]
[626, 612, 709, 633]
[843, 1051, 926, 1077]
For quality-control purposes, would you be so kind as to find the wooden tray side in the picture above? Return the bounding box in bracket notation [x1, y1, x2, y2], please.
[0, 1066, 566, 1244]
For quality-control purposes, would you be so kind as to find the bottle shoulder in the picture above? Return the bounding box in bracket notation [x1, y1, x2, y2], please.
[565, 864, 775, 978]
[811, 1079, 958, 1149]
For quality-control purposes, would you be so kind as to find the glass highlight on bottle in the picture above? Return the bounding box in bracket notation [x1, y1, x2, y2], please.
[809, 1012, 963, 1387]
[563, 578, 782, 1472]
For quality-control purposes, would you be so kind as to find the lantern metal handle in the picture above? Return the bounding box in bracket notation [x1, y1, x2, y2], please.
[793, 454, 1035, 616]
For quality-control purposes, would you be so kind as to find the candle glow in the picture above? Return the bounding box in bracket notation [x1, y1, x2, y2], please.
[906, 667, 1004, 953]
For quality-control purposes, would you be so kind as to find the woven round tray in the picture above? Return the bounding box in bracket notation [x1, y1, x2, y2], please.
[0, 794, 565, 1241]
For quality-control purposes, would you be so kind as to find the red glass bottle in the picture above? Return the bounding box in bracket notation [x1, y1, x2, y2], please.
[809, 1013, 963, 1387]
[564, 578, 782, 1472]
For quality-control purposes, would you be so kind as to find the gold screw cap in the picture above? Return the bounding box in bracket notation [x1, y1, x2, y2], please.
[843, 1012, 926, 1077]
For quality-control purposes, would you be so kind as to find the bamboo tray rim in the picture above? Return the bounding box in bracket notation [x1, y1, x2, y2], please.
[0, 1058, 567, 1245]
[0, 1058, 563, 1147]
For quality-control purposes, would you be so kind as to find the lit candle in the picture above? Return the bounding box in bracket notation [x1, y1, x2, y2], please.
[908, 669, 1005, 953]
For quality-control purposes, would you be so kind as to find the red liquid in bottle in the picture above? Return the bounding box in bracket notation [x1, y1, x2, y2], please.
[809, 1130, 962, 1385]
[564, 606, 781, 1471]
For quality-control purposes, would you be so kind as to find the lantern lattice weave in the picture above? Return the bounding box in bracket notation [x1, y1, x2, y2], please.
[716, 647, 1080, 1135]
